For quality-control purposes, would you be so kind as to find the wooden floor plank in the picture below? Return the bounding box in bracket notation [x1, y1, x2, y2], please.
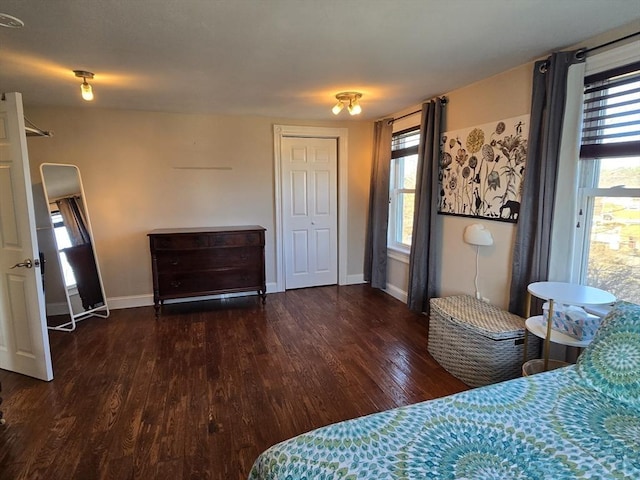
[0, 285, 467, 479]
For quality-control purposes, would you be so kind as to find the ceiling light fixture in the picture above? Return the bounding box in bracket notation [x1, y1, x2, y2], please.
[0, 13, 24, 28]
[332, 92, 363, 116]
[73, 70, 95, 101]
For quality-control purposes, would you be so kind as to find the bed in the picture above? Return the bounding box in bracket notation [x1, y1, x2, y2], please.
[249, 301, 640, 479]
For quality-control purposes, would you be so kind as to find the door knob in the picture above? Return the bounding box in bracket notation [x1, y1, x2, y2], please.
[10, 258, 40, 269]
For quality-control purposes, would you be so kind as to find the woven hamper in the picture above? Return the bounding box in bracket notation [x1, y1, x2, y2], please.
[428, 295, 540, 387]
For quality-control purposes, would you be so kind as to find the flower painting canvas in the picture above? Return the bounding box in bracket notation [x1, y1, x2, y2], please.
[438, 114, 529, 223]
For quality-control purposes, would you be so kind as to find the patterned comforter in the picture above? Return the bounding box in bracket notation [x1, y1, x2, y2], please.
[249, 301, 640, 479]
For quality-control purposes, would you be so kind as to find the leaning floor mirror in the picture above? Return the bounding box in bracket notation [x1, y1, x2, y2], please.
[40, 163, 109, 331]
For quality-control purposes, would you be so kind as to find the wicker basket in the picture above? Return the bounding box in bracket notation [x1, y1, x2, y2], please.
[429, 295, 541, 387]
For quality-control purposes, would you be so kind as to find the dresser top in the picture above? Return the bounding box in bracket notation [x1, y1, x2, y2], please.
[148, 226, 265, 236]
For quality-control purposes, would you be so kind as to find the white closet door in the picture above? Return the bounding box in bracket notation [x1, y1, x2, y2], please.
[281, 137, 338, 289]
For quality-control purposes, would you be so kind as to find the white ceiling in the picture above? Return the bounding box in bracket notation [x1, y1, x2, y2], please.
[1, 1, 639, 120]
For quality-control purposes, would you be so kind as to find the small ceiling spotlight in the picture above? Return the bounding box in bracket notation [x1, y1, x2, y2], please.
[0, 13, 24, 28]
[73, 70, 95, 101]
[332, 92, 363, 116]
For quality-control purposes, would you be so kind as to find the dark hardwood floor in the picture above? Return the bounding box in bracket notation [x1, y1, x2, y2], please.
[0, 285, 467, 480]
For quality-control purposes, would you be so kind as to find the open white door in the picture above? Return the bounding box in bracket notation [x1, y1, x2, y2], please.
[0, 92, 53, 381]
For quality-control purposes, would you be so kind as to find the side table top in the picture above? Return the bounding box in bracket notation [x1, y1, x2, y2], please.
[527, 281, 615, 306]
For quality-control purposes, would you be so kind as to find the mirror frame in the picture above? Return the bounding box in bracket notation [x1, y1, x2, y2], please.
[40, 163, 109, 331]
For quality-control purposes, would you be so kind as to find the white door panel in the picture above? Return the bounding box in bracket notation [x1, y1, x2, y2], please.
[291, 171, 308, 216]
[315, 171, 330, 215]
[292, 230, 309, 274]
[0, 93, 53, 381]
[315, 229, 331, 272]
[282, 137, 337, 289]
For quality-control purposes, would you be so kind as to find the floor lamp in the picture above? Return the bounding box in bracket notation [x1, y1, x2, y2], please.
[463, 223, 494, 300]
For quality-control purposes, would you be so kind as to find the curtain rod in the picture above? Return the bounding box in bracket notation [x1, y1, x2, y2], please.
[577, 31, 640, 59]
[539, 31, 640, 73]
[388, 96, 447, 124]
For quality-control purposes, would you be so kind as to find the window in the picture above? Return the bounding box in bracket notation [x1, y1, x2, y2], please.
[389, 127, 420, 252]
[575, 61, 640, 303]
[51, 211, 77, 288]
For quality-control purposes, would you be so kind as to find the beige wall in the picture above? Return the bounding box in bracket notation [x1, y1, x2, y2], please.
[385, 62, 533, 309]
[25, 107, 372, 305]
[440, 63, 532, 308]
[383, 22, 640, 310]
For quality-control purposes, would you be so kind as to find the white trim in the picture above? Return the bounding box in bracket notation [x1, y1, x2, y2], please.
[107, 294, 153, 310]
[387, 248, 410, 264]
[384, 283, 407, 303]
[548, 61, 585, 283]
[346, 273, 365, 285]
[106, 282, 279, 310]
[46, 301, 70, 316]
[585, 40, 640, 76]
[273, 125, 349, 292]
[582, 187, 640, 197]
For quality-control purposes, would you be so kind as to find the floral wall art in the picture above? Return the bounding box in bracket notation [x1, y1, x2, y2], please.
[438, 114, 529, 223]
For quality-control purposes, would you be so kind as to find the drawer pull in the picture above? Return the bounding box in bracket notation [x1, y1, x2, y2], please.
[170, 280, 182, 288]
[170, 259, 179, 266]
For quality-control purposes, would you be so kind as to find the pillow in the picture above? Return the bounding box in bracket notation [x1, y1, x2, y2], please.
[575, 301, 640, 407]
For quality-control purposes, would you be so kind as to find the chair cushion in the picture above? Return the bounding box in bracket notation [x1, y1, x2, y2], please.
[575, 301, 640, 407]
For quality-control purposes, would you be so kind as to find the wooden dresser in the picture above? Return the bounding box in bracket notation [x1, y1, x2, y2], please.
[148, 226, 266, 314]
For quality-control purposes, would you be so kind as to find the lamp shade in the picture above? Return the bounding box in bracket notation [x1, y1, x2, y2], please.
[463, 223, 493, 246]
[81, 81, 93, 101]
[332, 101, 344, 115]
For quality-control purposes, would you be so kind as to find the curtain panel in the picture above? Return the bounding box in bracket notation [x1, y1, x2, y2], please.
[364, 119, 393, 289]
[407, 99, 444, 313]
[57, 196, 91, 246]
[508, 51, 585, 316]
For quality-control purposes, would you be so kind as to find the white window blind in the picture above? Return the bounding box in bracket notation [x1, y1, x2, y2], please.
[581, 61, 640, 159]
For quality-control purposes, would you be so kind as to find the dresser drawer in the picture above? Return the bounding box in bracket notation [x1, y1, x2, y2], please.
[151, 231, 263, 250]
[209, 231, 263, 247]
[155, 247, 261, 273]
[152, 234, 211, 250]
[158, 269, 262, 295]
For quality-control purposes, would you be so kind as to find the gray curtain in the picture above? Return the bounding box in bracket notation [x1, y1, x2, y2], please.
[407, 99, 443, 313]
[57, 196, 90, 246]
[508, 51, 585, 316]
[364, 119, 393, 289]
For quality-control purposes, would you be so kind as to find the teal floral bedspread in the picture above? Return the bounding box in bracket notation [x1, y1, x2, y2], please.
[249, 301, 640, 479]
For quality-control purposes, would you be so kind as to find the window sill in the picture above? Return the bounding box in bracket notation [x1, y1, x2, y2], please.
[387, 247, 410, 264]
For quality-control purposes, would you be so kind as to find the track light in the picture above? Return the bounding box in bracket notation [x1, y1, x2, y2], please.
[348, 97, 362, 115]
[0, 13, 24, 28]
[332, 101, 345, 115]
[332, 92, 363, 116]
[73, 70, 95, 101]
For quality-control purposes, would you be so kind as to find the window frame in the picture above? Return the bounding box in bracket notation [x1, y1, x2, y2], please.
[388, 127, 420, 254]
[574, 160, 640, 288]
[572, 57, 640, 303]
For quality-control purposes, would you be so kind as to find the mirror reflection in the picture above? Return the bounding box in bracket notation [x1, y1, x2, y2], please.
[40, 163, 109, 331]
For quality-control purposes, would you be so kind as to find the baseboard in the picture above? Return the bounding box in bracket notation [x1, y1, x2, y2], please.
[105, 282, 279, 311]
[345, 273, 365, 285]
[107, 294, 154, 310]
[46, 301, 69, 316]
[384, 284, 408, 303]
